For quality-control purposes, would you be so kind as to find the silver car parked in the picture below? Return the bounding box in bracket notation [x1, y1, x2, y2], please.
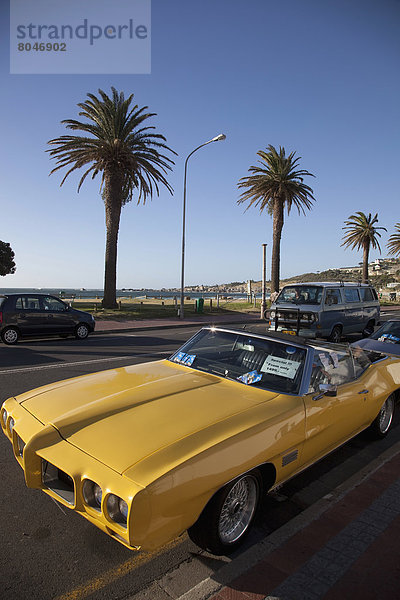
[267, 282, 380, 342]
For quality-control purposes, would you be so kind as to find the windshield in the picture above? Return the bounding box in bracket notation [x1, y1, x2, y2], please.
[169, 329, 307, 395]
[371, 321, 400, 343]
[276, 286, 323, 305]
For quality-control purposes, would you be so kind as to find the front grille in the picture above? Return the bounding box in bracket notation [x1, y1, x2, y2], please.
[42, 460, 75, 505]
[274, 310, 315, 330]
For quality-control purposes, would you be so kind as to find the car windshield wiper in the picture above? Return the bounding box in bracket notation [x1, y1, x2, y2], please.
[192, 364, 236, 381]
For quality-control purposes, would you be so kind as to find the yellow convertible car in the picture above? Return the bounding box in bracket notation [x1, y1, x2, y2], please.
[1, 327, 398, 555]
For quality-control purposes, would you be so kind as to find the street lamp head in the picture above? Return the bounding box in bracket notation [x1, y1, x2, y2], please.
[211, 133, 226, 142]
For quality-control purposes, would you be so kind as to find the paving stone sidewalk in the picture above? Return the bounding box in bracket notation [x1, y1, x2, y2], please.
[207, 447, 400, 600]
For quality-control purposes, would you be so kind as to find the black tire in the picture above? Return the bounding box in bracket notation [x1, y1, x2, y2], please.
[362, 321, 375, 338]
[188, 470, 262, 555]
[75, 323, 90, 340]
[1, 327, 20, 345]
[368, 394, 395, 439]
[328, 325, 342, 343]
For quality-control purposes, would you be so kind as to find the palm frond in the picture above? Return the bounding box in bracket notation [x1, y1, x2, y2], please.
[341, 212, 386, 252]
[237, 144, 315, 216]
[387, 223, 400, 256]
[47, 88, 176, 205]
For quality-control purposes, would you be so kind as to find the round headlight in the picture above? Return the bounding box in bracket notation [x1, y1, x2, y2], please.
[82, 479, 102, 510]
[9, 417, 15, 434]
[119, 499, 128, 520]
[106, 494, 128, 526]
[94, 484, 102, 507]
[270, 311, 276, 319]
[1, 409, 7, 428]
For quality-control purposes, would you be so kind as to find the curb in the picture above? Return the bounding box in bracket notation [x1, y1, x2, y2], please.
[156, 439, 400, 600]
[92, 318, 262, 335]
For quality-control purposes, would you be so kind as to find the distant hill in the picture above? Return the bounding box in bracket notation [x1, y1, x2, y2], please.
[211, 258, 400, 293]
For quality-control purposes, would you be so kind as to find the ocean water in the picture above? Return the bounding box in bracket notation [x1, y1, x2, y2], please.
[0, 287, 252, 300]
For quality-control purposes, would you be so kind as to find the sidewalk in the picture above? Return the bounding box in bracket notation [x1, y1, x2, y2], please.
[93, 312, 261, 334]
[93, 302, 399, 335]
[178, 442, 400, 600]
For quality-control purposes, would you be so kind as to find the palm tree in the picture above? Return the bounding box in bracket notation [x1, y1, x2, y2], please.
[48, 88, 176, 308]
[238, 145, 315, 293]
[387, 223, 400, 256]
[341, 212, 386, 283]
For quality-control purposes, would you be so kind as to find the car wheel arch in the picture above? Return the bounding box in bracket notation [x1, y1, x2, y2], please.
[257, 461, 277, 492]
[202, 461, 277, 510]
[187, 461, 276, 530]
[187, 467, 263, 554]
[362, 320, 375, 338]
[328, 324, 343, 342]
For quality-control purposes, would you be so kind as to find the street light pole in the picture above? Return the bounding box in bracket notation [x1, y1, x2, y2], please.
[180, 134, 226, 319]
[261, 243, 267, 319]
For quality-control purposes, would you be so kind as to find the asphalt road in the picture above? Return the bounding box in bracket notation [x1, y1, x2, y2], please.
[1, 323, 399, 600]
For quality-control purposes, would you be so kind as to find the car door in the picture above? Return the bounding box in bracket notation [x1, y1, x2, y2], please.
[359, 286, 379, 330]
[343, 287, 363, 333]
[41, 296, 73, 333]
[15, 295, 49, 335]
[321, 287, 344, 336]
[300, 346, 373, 467]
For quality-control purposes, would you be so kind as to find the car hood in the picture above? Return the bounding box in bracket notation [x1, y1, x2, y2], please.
[18, 360, 278, 481]
[274, 302, 320, 310]
[70, 307, 94, 319]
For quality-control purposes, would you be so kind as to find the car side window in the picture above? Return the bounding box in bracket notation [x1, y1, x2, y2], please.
[344, 288, 360, 303]
[308, 351, 332, 393]
[351, 347, 374, 378]
[325, 289, 342, 305]
[15, 297, 24, 309]
[16, 296, 40, 310]
[359, 287, 374, 301]
[42, 296, 65, 311]
[308, 348, 355, 392]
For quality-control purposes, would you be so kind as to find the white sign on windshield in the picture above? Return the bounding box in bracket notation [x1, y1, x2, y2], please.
[261, 356, 301, 379]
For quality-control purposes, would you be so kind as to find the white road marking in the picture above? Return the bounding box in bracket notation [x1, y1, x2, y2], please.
[0, 351, 171, 375]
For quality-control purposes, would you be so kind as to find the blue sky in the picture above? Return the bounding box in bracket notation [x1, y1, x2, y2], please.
[1, 0, 399, 289]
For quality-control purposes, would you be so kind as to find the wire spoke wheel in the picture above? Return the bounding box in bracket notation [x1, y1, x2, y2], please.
[368, 393, 395, 439]
[218, 475, 258, 544]
[378, 396, 394, 435]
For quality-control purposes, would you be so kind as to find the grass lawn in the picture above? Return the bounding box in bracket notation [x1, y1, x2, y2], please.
[67, 297, 267, 320]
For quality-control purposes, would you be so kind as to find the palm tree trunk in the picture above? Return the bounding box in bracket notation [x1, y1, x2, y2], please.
[362, 243, 370, 283]
[102, 173, 123, 309]
[270, 197, 284, 293]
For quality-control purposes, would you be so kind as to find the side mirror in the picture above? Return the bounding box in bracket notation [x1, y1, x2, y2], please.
[313, 383, 337, 401]
[320, 383, 337, 396]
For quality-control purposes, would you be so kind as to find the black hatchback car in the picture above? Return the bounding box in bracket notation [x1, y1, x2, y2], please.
[0, 294, 95, 344]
